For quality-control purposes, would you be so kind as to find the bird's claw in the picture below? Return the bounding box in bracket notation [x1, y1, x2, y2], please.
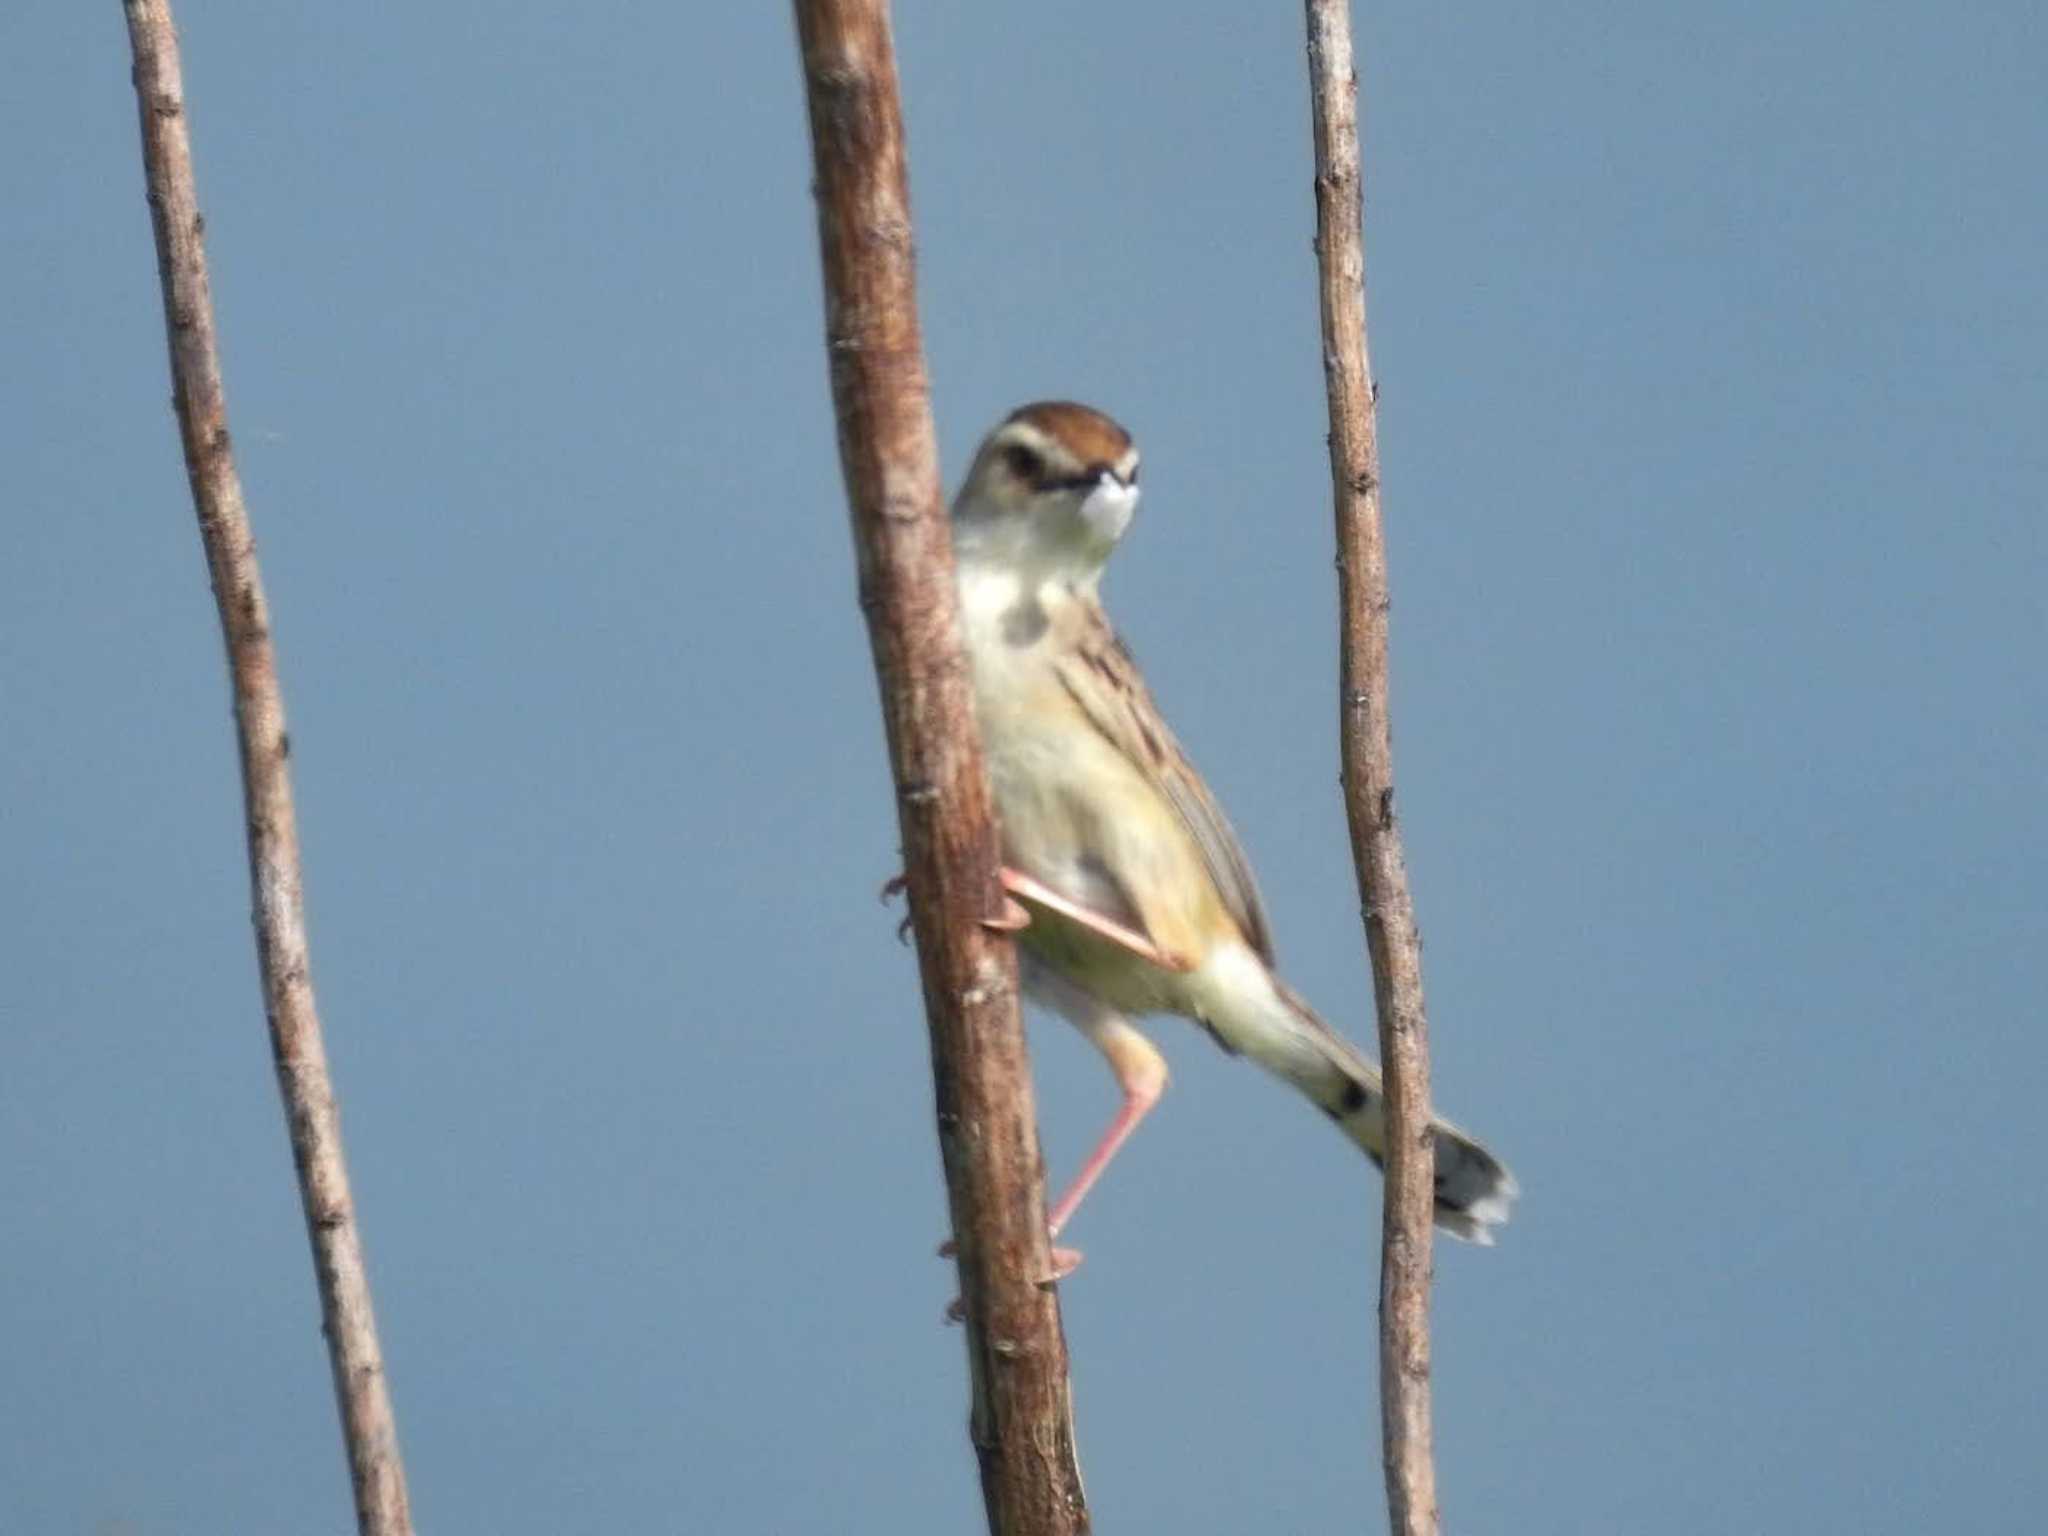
[938, 1238, 1083, 1323]
[980, 896, 1032, 934]
[880, 874, 913, 943]
[883, 876, 1030, 943]
[1042, 1246, 1084, 1284]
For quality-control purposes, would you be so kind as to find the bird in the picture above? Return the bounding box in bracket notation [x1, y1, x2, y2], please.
[947, 400, 1516, 1274]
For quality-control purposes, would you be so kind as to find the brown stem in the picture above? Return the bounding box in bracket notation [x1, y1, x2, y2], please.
[1303, 3, 1442, 1533]
[791, 3, 1090, 1532]
[121, 5, 413, 1533]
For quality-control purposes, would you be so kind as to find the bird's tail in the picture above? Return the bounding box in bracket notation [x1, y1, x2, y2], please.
[1190, 945, 1518, 1243]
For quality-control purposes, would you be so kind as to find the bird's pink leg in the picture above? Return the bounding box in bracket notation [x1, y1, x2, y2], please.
[1045, 1026, 1169, 1242]
[937, 1023, 1166, 1320]
[997, 866, 1196, 973]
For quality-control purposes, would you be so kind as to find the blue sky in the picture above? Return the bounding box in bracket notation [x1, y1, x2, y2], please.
[5, 3, 2044, 1531]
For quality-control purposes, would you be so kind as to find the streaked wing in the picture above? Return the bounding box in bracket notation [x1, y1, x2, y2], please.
[1050, 605, 1276, 963]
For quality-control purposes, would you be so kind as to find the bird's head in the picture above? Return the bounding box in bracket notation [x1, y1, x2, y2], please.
[952, 402, 1141, 581]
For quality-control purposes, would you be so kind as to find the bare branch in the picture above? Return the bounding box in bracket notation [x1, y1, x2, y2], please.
[791, 3, 1090, 1532]
[1303, 3, 1441, 1532]
[121, 5, 413, 1533]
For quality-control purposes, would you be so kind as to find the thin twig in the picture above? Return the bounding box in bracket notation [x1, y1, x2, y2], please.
[121, 6, 414, 1534]
[791, 3, 1090, 1533]
[1302, 3, 1442, 1533]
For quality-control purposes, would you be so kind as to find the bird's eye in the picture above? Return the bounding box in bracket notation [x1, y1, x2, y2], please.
[1002, 443, 1045, 483]
[1127, 462, 1140, 486]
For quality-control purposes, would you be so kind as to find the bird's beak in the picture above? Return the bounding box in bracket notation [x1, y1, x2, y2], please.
[1078, 471, 1139, 546]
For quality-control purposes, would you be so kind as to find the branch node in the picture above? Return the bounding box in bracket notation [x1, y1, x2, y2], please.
[878, 490, 926, 524]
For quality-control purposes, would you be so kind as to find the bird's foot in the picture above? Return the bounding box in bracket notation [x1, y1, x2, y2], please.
[995, 866, 1194, 972]
[1042, 1245, 1084, 1284]
[937, 1239, 1083, 1324]
[881, 874, 1030, 942]
[980, 895, 1033, 933]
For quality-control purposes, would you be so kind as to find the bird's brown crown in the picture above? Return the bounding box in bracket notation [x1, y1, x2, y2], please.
[1005, 401, 1134, 473]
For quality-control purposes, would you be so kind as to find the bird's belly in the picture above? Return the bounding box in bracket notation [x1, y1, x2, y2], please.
[979, 708, 1216, 1013]
[1016, 921, 1183, 1016]
[981, 718, 1156, 890]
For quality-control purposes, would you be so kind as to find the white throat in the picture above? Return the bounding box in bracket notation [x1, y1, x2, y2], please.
[1078, 479, 1139, 546]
